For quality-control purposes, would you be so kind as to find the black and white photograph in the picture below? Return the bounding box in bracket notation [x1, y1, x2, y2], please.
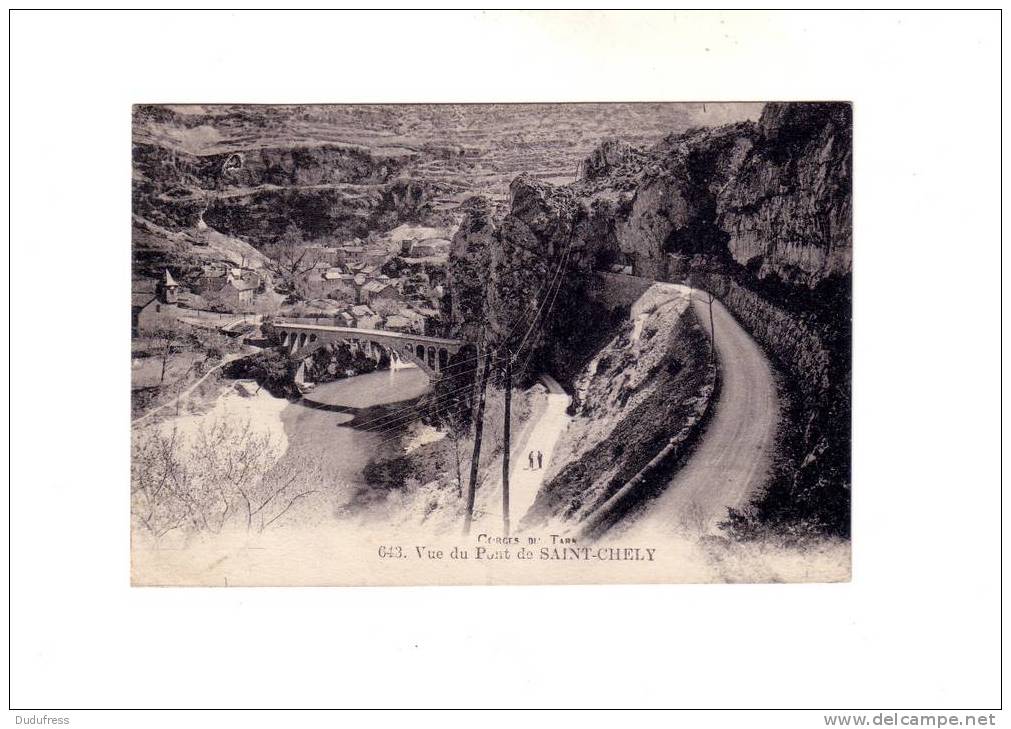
[8, 8, 1002, 721]
[130, 101, 852, 585]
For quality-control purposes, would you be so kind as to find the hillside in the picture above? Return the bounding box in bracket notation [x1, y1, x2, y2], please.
[132, 103, 766, 252]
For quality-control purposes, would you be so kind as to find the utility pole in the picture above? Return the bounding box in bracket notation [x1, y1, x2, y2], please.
[705, 291, 716, 367]
[463, 345, 493, 536]
[501, 354, 513, 536]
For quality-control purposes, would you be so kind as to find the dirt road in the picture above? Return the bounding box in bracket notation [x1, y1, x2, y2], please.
[627, 287, 779, 536]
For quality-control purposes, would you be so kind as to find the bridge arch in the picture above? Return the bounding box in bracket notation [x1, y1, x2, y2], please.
[275, 321, 466, 379]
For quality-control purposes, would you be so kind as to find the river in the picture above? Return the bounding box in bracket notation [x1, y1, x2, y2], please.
[277, 367, 432, 505]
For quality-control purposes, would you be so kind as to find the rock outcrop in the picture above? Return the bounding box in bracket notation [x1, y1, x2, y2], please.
[718, 103, 852, 284]
[447, 102, 851, 355]
[445, 102, 852, 538]
[459, 103, 852, 289]
[133, 138, 446, 247]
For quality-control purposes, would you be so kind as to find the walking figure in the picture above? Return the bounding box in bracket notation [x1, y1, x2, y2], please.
[528, 451, 535, 470]
[537, 450, 543, 470]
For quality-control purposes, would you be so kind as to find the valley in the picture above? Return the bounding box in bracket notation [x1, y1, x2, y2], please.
[131, 101, 851, 583]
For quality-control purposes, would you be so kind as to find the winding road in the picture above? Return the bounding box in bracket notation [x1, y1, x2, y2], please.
[626, 286, 779, 536]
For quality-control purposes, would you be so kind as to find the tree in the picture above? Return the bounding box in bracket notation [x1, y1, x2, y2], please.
[262, 222, 322, 292]
[131, 419, 323, 539]
[235, 454, 322, 532]
[151, 322, 184, 386]
[225, 348, 294, 396]
[371, 297, 403, 318]
[442, 408, 473, 499]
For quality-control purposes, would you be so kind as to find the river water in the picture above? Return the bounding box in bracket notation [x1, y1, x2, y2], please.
[278, 367, 431, 502]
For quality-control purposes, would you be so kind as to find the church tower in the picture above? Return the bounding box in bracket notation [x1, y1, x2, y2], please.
[157, 269, 179, 304]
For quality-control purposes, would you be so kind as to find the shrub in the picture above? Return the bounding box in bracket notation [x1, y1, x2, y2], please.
[224, 348, 294, 397]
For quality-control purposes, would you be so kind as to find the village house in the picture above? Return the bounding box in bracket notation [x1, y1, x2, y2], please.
[360, 279, 404, 308]
[304, 244, 344, 266]
[363, 246, 392, 267]
[133, 270, 181, 335]
[325, 271, 358, 302]
[406, 237, 451, 259]
[382, 314, 413, 333]
[198, 264, 262, 298]
[299, 264, 352, 300]
[195, 264, 228, 294]
[382, 303, 422, 333]
[393, 306, 426, 334]
[350, 304, 381, 330]
[215, 274, 257, 310]
[337, 243, 366, 266]
[336, 237, 394, 267]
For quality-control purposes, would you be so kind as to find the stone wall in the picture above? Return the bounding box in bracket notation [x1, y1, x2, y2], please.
[695, 273, 833, 399]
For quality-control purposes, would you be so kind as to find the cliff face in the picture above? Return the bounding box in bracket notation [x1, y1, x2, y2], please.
[445, 102, 852, 537]
[574, 103, 852, 285]
[446, 102, 851, 346]
[133, 140, 445, 247]
[446, 178, 612, 379]
[453, 103, 852, 290]
[718, 103, 852, 283]
[447, 197, 499, 343]
[524, 286, 715, 530]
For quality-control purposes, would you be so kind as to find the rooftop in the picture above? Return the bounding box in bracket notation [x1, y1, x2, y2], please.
[362, 280, 393, 294]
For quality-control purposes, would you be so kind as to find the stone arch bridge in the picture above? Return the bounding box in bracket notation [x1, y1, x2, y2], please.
[274, 321, 468, 378]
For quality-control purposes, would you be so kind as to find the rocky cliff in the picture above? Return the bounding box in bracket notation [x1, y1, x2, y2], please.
[445, 102, 852, 537]
[133, 137, 449, 248]
[718, 103, 852, 283]
[569, 102, 852, 285]
[449, 102, 850, 346]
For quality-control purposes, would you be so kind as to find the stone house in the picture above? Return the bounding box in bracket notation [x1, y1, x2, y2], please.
[199, 265, 261, 298]
[133, 270, 181, 335]
[216, 275, 257, 310]
[407, 238, 451, 259]
[361, 280, 404, 308]
[350, 304, 381, 330]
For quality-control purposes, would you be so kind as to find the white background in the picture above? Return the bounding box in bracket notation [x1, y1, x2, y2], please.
[6, 8, 1005, 722]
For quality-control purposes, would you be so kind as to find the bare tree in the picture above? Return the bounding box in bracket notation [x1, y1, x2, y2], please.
[131, 426, 194, 538]
[238, 455, 322, 532]
[262, 222, 323, 292]
[131, 418, 322, 539]
[151, 322, 184, 386]
[443, 409, 472, 499]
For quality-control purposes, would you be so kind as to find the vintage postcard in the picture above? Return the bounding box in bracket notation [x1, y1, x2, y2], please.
[131, 102, 852, 585]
